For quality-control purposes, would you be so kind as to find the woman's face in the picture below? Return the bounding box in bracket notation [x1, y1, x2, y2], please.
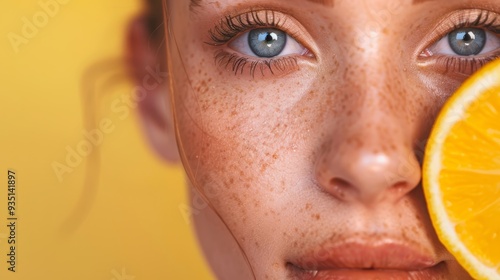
[163, 0, 499, 278]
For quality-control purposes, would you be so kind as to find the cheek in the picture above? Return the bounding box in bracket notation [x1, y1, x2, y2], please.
[411, 69, 468, 141]
[169, 49, 340, 242]
[172, 74, 312, 219]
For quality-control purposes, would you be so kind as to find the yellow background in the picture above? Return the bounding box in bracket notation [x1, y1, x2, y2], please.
[0, 1, 212, 279]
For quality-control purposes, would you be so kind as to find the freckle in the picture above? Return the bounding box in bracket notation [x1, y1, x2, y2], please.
[230, 193, 243, 207]
[305, 203, 312, 210]
[401, 229, 408, 241]
[411, 226, 418, 234]
[260, 163, 268, 172]
[338, 192, 345, 199]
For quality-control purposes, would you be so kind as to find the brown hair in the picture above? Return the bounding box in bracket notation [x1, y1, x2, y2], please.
[60, 0, 166, 235]
[145, 0, 164, 34]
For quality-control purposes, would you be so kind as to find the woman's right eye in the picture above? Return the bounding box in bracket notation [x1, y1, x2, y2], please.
[229, 28, 308, 58]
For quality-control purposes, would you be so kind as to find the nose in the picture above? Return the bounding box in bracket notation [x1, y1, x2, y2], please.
[315, 115, 421, 205]
[315, 79, 421, 206]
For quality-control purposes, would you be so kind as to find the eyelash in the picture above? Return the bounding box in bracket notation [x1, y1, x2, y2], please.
[209, 10, 293, 45]
[453, 9, 500, 32]
[432, 10, 500, 75]
[213, 50, 299, 77]
[208, 10, 303, 77]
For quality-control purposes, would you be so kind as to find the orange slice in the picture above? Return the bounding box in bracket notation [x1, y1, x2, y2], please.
[423, 59, 500, 279]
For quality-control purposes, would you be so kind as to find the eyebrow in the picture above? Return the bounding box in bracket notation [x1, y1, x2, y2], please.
[412, 0, 436, 4]
[305, 0, 335, 7]
[190, 0, 335, 11]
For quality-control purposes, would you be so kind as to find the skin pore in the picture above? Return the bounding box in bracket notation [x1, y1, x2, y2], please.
[131, 0, 500, 279]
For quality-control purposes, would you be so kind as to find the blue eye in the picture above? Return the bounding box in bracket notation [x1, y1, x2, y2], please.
[229, 28, 307, 58]
[448, 28, 486, 56]
[248, 29, 287, 57]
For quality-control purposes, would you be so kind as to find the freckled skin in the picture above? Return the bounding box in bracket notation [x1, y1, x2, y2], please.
[155, 0, 497, 279]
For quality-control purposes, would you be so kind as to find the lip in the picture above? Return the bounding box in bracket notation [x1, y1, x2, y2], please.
[289, 240, 447, 279]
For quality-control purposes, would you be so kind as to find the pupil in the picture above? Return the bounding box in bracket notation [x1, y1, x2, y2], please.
[265, 33, 274, 43]
[462, 32, 474, 44]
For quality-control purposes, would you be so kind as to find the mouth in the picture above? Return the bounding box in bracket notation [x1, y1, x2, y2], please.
[287, 241, 448, 279]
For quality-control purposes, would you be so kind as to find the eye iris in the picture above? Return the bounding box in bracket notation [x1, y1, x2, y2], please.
[448, 28, 486, 56]
[248, 28, 287, 58]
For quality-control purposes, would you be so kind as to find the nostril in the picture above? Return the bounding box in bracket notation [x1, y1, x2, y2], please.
[390, 181, 410, 194]
[328, 178, 352, 200]
[330, 178, 350, 188]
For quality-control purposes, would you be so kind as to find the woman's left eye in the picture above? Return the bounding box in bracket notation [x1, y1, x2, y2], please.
[429, 27, 500, 56]
[229, 28, 307, 58]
